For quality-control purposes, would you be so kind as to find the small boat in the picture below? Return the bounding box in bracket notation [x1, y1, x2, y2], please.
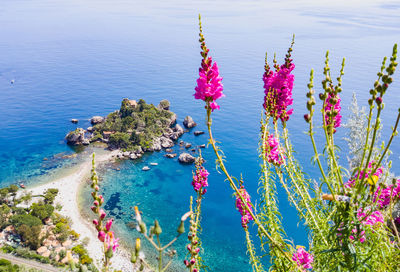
[142, 166, 150, 171]
[150, 162, 158, 166]
[19, 183, 25, 189]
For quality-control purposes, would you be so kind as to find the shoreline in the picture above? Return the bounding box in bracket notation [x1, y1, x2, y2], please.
[20, 150, 135, 271]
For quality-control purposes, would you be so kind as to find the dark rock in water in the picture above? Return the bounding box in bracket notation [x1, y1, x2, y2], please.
[194, 131, 205, 136]
[185, 143, 192, 149]
[179, 140, 184, 146]
[178, 153, 195, 164]
[158, 99, 170, 110]
[183, 116, 197, 128]
[165, 148, 173, 153]
[65, 128, 86, 145]
[190, 148, 196, 153]
[199, 144, 206, 148]
[70, 119, 78, 124]
[90, 116, 104, 125]
[165, 153, 177, 158]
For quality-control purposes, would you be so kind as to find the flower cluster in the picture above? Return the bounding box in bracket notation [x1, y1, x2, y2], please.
[265, 134, 285, 165]
[344, 161, 383, 190]
[194, 16, 224, 111]
[292, 246, 313, 270]
[235, 186, 254, 228]
[192, 160, 209, 194]
[90, 155, 119, 262]
[324, 92, 342, 132]
[357, 209, 384, 227]
[373, 181, 400, 208]
[263, 46, 295, 123]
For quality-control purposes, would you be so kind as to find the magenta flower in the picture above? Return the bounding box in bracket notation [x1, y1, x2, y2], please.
[192, 166, 209, 194]
[324, 92, 342, 132]
[194, 19, 224, 111]
[235, 186, 254, 228]
[263, 52, 295, 123]
[357, 209, 384, 227]
[265, 134, 285, 165]
[105, 219, 113, 231]
[292, 246, 313, 270]
[93, 219, 99, 226]
[373, 180, 400, 208]
[105, 231, 120, 252]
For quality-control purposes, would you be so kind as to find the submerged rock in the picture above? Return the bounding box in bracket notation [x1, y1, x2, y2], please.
[165, 153, 177, 158]
[194, 131, 205, 136]
[183, 116, 197, 128]
[178, 153, 195, 164]
[70, 119, 78, 124]
[142, 166, 150, 171]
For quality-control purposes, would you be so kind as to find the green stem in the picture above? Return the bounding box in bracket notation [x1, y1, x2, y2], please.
[157, 235, 162, 272]
[205, 104, 298, 268]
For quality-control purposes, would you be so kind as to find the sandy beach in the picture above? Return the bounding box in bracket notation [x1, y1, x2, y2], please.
[21, 150, 136, 271]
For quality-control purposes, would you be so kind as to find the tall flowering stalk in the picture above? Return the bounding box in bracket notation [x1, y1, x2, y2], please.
[195, 15, 299, 271]
[185, 154, 208, 272]
[90, 153, 119, 271]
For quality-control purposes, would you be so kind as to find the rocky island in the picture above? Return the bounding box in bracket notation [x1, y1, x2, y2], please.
[66, 98, 197, 161]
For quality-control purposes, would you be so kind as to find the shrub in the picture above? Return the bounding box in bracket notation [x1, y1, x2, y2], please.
[10, 214, 42, 228]
[30, 203, 54, 221]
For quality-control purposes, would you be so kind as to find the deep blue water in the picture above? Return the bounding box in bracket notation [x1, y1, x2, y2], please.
[0, 0, 400, 271]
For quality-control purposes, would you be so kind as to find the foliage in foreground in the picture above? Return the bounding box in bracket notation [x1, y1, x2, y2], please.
[89, 15, 400, 272]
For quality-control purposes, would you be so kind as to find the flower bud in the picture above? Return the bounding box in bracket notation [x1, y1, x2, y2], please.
[375, 97, 383, 105]
[319, 93, 325, 100]
[139, 222, 147, 234]
[154, 220, 162, 235]
[100, 209, 106, 220]
[98, 231, 106, 242]
[135, 238, 141, 253]
[99, 195, 104, 205]
[91, 206, 97, 213]
[94, 185, 99, 191]
[177, 221, 185, 234]
[93, 200, 99, 207]
[92, 219, 98, 226]
[190, 258, 196, 265]
[304, 114, 311, 123]
[131, 254, 137, 264]
[184, 260, 189, 267]
[105, 219, 113, 231]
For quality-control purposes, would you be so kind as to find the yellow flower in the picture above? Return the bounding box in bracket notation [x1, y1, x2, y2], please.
[367, 175, 379, 186]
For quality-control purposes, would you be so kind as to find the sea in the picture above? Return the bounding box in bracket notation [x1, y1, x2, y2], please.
[0, 0, 399, 271]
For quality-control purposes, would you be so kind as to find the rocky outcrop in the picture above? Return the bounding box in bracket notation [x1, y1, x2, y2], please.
[65, 128, 86, 145]
[168, 113, 177, 126]
[170, 124, 184, 141]
[183, 116, 197, 128]
[178, 153, 195, 164]
[194, 131, 205, 136]
[165, 153, 177, 158]
[70, 119, 78, 124]
[90, 116, 104, 125]
[158, 99, 170, 110]
[160, 137, 174, 148]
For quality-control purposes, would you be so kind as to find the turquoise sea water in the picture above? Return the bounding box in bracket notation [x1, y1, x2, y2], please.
[0, 0, 400, 271]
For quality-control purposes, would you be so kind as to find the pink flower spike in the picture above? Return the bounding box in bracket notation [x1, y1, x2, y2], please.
[235, 186, 254, 228]
[194, 21, 224, 111]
